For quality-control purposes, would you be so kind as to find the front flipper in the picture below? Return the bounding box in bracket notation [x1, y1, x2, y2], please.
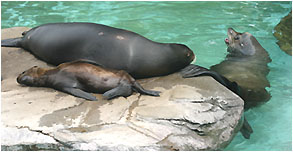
[103, 83, 132, 100]
[180, 64, 240, 95]
[61, 87, 97, 101]
[180, 64, 229, 86]
[140, 89, 160, 97]
[181, 64, 253, 139]
[180, 64, 209, 78]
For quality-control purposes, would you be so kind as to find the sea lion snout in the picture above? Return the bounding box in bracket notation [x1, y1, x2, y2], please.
[182, 45, 195, 63]
[17, 75, 33, 86]
[170, 43, 195, 64]
[227, 28, 237, 36]
[225, 28, 236, 45]
[17, 66, 42, 86]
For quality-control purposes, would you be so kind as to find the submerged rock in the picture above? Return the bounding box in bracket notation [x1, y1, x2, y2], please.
[273, 11, 292, 56]
[1, 27, 244, 151]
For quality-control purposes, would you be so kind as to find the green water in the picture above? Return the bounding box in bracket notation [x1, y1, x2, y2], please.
[1, 1, 292, 151]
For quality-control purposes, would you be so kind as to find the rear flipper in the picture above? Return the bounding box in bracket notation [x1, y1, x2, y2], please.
[61, 87, 97, 101]
[1, 37, 23, 47]
[103, 81, 160, 100]
[180, 64, 240, 95]
[103, 83, 133, 100]
[133, 82, 160, 97]
[240, 116, 253, 139]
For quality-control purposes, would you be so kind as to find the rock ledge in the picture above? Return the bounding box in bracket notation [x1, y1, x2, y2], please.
[1, 27, 244, 151]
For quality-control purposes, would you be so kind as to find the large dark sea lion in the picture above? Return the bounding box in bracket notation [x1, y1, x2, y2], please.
[2, 22, 195, 78]
[182, 28, 271, 109]
[17, 60, 160, 101]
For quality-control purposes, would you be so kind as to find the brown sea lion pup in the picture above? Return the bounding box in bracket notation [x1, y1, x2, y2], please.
[16, 60, 160, 101]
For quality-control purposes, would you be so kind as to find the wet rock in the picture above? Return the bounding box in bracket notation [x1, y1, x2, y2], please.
[273, 11, 292, 56]
[1, 27, 244, 151]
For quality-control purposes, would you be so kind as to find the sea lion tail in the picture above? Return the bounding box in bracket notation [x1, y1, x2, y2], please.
[1, 37, 23, 47]
[133, 82, 160, 97]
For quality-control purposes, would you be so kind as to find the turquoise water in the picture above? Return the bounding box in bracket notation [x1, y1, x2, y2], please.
[1, 1, 292, 151]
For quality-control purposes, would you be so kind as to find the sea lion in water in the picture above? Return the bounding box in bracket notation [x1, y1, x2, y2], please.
[2, 22, 195, 78]
[16, 60, 160, 101]
[182, 28, 271, 109]
[181, 27, 271, 139]
[211, 28, 271, 109]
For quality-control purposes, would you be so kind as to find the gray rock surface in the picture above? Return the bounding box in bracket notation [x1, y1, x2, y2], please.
[1, 27, 244, 151]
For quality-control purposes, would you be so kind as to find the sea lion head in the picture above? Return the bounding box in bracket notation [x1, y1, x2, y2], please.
[225, 28, 256, 57]
[170, 43, 195, 65]
[17, 66, 46, 86]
